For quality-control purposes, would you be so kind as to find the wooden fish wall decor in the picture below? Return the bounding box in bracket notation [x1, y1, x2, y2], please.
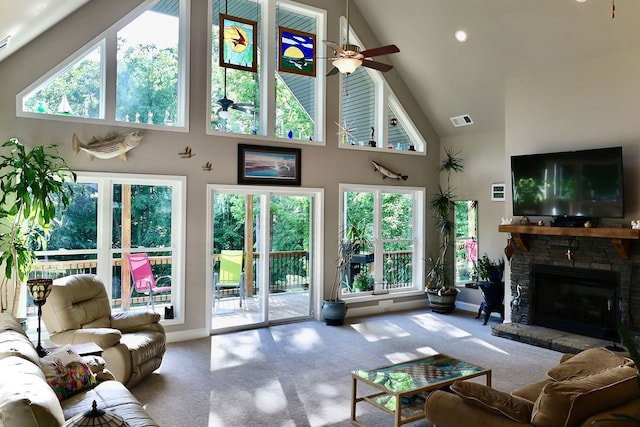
[72, 131, 142, 161]
[371, 159, 408, 180]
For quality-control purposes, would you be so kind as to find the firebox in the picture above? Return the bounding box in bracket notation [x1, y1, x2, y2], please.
[531, 264, 619, 340]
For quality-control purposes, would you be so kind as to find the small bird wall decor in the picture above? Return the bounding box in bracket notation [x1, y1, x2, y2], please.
[179, 146, 194, 158]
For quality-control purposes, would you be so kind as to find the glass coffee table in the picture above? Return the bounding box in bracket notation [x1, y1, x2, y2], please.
[351, 353, 491, 426]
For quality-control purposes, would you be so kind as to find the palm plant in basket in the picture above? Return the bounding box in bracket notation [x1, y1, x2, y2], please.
[426, 147, 464, 313]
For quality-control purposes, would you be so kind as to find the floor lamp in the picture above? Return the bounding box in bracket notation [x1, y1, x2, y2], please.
[27, 278, 53, 357]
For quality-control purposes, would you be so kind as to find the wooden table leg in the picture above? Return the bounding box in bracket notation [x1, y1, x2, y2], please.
[395, 397, 402, 426]
[351, 377, 358, 425]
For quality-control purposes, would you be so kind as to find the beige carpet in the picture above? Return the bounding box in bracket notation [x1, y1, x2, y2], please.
[131, 310, 564, 426]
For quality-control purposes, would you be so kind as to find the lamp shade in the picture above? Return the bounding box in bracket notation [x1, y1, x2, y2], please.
[332, 57, 362, 74]
[63, 400, 129, 427]
[26, 278, 52, 303]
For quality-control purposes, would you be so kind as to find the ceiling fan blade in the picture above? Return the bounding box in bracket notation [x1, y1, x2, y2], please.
[231, 103, 255, 113]
[326, 66, 340, 76]
[322, 40, 344, 55]
[359, 44, 400, 58]
[361, 59, 394, 72]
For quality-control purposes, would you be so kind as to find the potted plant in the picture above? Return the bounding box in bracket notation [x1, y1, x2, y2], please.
[475, 253, 505, 284]
[322, 233, 354, 326]
[426, 146, 464, 313]
[0, 138, 76, 316]
[351, 271, 374, 292]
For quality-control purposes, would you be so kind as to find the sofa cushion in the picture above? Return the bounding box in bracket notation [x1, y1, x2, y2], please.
[546, 347, 633, 381]
[531, 364, 640, 427]
[0, 356, 66, 426]
[450, 381, 534, 423]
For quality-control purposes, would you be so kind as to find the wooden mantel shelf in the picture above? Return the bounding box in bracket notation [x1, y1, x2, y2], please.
[498, 224, 640, 260]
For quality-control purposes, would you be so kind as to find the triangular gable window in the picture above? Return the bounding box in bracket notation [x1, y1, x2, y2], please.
[338, 21, 425, 154]
[20, 42, 104, 120]
[17, 0, 188, 130]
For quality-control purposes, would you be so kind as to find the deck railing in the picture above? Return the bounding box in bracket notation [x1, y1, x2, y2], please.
[28, 249, 413, 312]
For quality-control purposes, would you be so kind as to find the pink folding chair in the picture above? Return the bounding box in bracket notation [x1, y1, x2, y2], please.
[126, 253, 172, 311]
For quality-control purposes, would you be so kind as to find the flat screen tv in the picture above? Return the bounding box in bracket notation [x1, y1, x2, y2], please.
[511, 146, 624, 219]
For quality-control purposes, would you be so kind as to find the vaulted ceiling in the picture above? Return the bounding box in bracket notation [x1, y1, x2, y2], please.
[3, 0, 640, 138]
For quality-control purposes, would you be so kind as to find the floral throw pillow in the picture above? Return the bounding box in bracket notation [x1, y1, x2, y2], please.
[41, 345, 97, 401]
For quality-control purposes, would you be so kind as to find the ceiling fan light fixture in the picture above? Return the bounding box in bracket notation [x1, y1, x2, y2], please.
[333, 57, 362, 74]
[218, 109, 231, 120]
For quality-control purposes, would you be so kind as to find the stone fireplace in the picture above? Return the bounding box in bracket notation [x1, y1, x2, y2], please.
[498, 224, 640, 348]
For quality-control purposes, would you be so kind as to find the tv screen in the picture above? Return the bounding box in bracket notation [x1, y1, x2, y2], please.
[511, 147, 624, 218]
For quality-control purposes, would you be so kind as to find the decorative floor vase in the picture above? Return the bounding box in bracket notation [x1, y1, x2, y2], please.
[322, 300, 347, 326]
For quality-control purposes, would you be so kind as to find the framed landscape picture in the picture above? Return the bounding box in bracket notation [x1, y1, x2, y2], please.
[238, 144, 301, 186]
[278, 26, 316, 77]
[219, 14, 257, 72]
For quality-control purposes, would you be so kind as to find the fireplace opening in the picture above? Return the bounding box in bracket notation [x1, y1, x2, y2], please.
[532, 265, 619, 340]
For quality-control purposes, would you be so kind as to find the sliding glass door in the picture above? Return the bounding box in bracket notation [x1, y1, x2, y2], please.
[208, 186, 321, 332]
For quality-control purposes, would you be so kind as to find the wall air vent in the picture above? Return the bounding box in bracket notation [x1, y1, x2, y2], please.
[0, 35, 11, 51]
[450, 114, 473, 128]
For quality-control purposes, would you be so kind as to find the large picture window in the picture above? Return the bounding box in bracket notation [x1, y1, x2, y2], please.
[339, 184, 425, 299]
[30, 173, 186, 321]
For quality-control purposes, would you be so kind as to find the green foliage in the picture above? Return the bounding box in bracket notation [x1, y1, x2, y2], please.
[0, 139, 76, 314]
[23, 49, 101, 118]
[475, 253, 505, 282]
[351, 272, 374, 292]
[346, 220, 371, 253]
[47, 183, 97, 250]
[116, 43, 179, 124]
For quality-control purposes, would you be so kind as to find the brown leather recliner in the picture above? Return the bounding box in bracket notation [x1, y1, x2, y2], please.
[41, 274, 166, 387]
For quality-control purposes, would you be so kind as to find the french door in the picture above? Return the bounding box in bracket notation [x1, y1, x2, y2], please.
[207, 185, 322, 332]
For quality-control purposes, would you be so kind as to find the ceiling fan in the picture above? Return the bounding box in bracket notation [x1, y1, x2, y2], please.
[214, 68, 256, 120]
[324, 0, 400, 76]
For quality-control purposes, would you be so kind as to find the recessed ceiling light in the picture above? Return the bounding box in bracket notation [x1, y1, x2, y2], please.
[576, 0, 586, 3]
[455, 30, 467, 42]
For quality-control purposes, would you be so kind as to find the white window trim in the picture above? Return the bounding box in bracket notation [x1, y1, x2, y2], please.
[16, 0, 191, 133]
[205, 0, 327, 145]
[339, 183, 426, 302]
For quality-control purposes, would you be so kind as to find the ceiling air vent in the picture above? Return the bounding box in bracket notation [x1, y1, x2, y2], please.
[450, 114, 473, 128]
[0, 35, 11, 51]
